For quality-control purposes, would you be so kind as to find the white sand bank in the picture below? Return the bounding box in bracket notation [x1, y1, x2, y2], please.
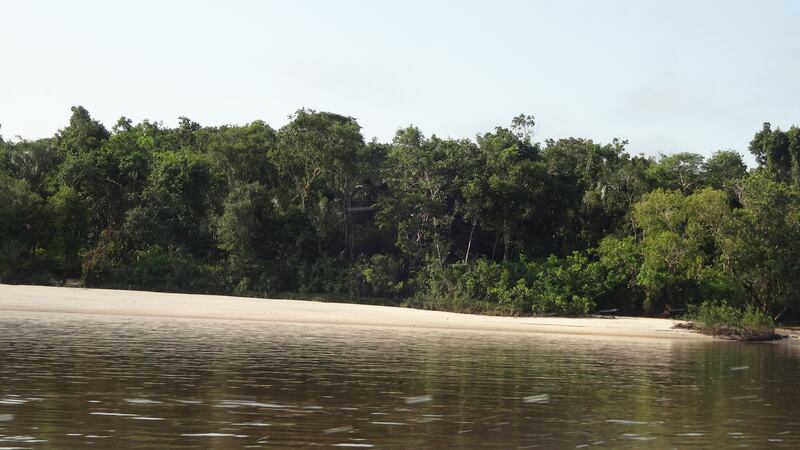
[0, 284, 706, 340]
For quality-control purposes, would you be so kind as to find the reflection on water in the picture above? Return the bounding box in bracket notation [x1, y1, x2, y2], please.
[0, 311, 798, 449]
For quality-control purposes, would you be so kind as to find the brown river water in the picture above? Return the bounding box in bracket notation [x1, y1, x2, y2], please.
[0, 311, 798, 449]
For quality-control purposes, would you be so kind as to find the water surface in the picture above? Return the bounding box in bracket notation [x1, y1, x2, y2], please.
[0, 311, 798, 448]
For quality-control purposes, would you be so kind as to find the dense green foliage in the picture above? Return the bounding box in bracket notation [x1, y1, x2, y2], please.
[1, 107, 798, 318]
[686, 300, 776, 340]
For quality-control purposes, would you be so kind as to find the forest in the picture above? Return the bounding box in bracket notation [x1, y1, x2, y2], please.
[1, 107, 799, 320]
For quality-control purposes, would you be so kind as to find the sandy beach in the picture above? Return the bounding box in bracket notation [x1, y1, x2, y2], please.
[0, 284, 706, 340]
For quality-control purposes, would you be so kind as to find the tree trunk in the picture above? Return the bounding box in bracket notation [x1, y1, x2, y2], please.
[665, 282, 675, 310]
[464, 220, 476, 264]
[432, 216, 443, 268]
[503, 224, 509, 262]
[774, 306, 788, 322]
[344, 193, 351, 261]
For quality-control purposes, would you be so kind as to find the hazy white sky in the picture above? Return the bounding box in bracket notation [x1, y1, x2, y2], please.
[2, 0, 799, 162]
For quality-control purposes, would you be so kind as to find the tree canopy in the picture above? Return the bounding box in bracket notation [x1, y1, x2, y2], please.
[1, 107, 797, 319]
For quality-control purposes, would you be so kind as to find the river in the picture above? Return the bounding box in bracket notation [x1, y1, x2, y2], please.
[0, 311, 798, 448]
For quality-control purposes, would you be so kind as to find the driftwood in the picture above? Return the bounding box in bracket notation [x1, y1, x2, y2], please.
[659, 306, 685, 319]
[589, 308, 617, 319]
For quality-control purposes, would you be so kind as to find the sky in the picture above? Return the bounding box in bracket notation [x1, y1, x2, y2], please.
[2, 1, 799, 163]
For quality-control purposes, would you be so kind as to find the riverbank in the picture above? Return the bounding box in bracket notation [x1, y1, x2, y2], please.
[0, 284, 707, 340]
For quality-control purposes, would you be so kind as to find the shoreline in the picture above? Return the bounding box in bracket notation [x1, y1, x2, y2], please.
[0, 284, 708, 340]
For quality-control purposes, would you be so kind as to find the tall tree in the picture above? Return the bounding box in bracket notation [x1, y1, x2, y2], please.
[0, 172, 47, 281]
[4, 138, 62, 196]
[719, 172, 800, 317]
[273, 109, 368, 259]
[749, 123, 800, 186]
[379, 128, 461, 268]
[647, 152, 705, 195]
[633, 188, 731, 311]
[475, 127, 544, 261]
[703, 150, 747, 190]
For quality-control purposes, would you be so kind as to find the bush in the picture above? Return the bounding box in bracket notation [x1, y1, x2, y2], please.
[223, 254, 291, 296]
[352, 254, 404, 298]
[406, 258, 522, 315]
[296, 256, 349, 295]
[81, 230, 120, 286]
[0, 242, 60, 285]
[413, 253, 604, 316]
[529, 253, 601, 316]
[86, 243, 224, 294]
[687, 300, 778, 340]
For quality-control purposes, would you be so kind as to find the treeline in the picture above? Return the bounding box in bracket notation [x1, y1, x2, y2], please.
[2, 108, 799, 319]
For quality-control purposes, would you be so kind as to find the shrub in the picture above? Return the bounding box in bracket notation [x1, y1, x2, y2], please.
[687, 300, 777, 340]
[223, 254, 291, 296]
[528, 253, 601, 316]
[413, 252, 604, 316]
[352, 254, 404, 298]
[127, 245, 224, 293]
[81, 230, 120, 286]
[296, 256, 349, 295]
[408, 258, 525, 315]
